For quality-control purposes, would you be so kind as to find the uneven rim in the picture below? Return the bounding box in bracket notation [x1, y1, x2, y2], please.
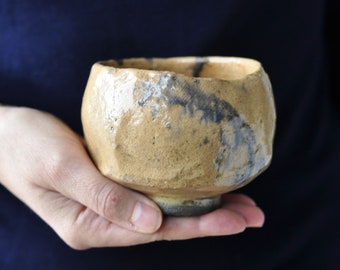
[96, 56, 262, 82]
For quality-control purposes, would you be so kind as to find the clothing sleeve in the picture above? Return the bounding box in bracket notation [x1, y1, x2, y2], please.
[326, 0, 340, 114]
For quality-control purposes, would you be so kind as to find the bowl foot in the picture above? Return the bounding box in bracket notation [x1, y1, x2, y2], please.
[150, 195, 222, 216]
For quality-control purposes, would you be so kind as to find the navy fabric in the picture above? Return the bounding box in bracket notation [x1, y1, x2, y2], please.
[1, 0, 339, 269]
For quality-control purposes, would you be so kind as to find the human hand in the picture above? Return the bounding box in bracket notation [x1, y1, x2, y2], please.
[0, 106, 264, 249]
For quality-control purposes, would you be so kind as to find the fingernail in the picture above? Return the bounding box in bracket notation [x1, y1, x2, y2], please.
[130, 201, 162, 233]
[249, 215, 265, 228]
[257, 218, 265, 228]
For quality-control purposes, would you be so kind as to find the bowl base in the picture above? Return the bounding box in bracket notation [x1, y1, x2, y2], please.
[150, 195, 222, 216]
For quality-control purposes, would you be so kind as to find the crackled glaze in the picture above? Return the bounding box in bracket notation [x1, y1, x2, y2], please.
[81, 57, 276, 216]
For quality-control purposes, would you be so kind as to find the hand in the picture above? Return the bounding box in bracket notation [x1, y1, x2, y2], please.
[0, 106, 264, 249]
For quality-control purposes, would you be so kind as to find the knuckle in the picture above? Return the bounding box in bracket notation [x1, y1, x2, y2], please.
[64, 237, 88, 250]
[59, 224, 89, 250]
[45, 149, 82, 188]
[44, 147, 69, 179]
[94, 182, 125, 221]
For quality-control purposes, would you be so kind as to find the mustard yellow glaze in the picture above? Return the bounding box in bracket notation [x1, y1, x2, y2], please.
[81, 57, 276, 212]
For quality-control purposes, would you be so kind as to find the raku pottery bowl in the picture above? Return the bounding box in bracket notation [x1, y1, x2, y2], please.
[81, 57, 276, 216]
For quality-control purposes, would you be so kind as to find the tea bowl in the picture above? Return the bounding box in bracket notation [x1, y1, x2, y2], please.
[81, 56, 276, 216]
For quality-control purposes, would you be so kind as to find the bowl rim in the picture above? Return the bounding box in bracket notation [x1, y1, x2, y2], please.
[94, 56, 263, 82]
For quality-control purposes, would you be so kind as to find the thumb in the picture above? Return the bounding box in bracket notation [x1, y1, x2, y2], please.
[50, 154, 163, 234]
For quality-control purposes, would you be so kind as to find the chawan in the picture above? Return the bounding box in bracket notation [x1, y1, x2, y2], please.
[81, 57, 276, 216]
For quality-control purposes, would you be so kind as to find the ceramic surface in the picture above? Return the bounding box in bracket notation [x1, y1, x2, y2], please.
[81, 57, 276, 216]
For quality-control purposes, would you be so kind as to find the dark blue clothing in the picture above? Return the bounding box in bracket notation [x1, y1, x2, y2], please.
[1, 0, 339, 269]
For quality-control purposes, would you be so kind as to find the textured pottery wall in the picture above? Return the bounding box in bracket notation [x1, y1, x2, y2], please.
[81, 57, 276, 214]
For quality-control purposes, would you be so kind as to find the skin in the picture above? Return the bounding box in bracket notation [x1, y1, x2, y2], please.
[0, 105, 264, 249]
